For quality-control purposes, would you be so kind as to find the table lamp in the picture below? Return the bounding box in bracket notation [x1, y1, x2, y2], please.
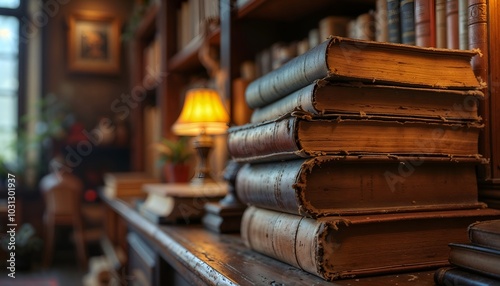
[172, 88, 229, 185]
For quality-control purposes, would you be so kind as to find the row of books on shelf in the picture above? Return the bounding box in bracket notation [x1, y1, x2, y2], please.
[246, 0, 474, 79]
[228, 36, 500, 281]
[176, 0, 219, 51]
[143, 34, 161, 88]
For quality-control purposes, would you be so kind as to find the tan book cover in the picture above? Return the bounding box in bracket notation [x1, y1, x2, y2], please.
[249, 80, 482, 123]
[228, 115, 482, 163]
[245, 36, 482, 109]
[241, 206, 500, 281]
[236, 156, 486, 217]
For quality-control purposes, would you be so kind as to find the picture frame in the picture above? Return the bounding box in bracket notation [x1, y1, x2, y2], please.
[67, 12, 121, 74]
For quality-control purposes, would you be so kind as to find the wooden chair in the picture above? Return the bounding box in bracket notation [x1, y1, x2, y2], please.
[40, 172, 101, 269]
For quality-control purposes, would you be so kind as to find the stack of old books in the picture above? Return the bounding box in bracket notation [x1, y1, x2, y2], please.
[227, 36, 500, 281]
[435, 219, 500, 285]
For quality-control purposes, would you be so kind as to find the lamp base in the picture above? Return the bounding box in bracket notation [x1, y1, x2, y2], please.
[191, 132, 215, 185]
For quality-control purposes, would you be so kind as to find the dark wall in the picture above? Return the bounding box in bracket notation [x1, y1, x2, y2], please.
[42, 0, 134, 129]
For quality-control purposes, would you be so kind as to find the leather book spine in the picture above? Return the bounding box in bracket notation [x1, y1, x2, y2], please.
[245, 40, 330, 109]
[415, 0, 435, 47]
[227, 117, 299, 162]
[446, 0, 459, 49]
[435, 0, 447, 48]
[387, 0, 402, 43]
[236, 160, 304, 215]
[250, 83, 318, 123]
[400, 0, 416, 44]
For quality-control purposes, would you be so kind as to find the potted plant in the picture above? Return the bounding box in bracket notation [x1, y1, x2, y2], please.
[153, 137, 193, 183]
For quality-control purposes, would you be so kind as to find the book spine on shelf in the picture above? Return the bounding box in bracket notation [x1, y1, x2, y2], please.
[375, 0, 389, 42]
[387, 0, 402, 43]
[400, 0, 416, 45]
[245, 40, 330, 109]
[446, 0, 459, 49]
[415, 0, 436, 47]
[436, 0, 448, 48]
[458, 0, 469, 49]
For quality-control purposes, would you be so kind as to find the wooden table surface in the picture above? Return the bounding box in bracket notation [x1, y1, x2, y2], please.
[104, 196, 438, 286]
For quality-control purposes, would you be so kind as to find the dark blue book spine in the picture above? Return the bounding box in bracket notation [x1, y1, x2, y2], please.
[387, 0, 401, 43]
[400, 0, 416, 44]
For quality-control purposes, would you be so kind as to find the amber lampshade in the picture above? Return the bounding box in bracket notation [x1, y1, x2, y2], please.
[172, 88, 229, 185]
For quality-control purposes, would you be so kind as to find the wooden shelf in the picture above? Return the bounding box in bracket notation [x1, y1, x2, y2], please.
[134, 2, 160, 41]
[168, 27, 221, 73]
[103, 196, 438, 286]
[237, 0, 375, 21]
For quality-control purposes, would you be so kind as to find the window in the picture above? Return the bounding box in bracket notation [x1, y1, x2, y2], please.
[0, 2, 22, 162]
[0, 0, 19, 9]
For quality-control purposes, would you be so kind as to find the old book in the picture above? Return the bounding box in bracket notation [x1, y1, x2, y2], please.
[434, 267, 500, 286]
[387, 0, 401, 43]
[318, 15, 351, 40]
[103, 172, 159, 198]
[140, 183, 227, 224]
[375, 0, 388, 42]
[446, 0, 459, 49]
[435, 0, 447, 48]
[458, 0, 468, 49]
[448, 243, 500, 279]
[236, 156, 486, 217]
[400, 0, 416, 44]
[249, 81, 483, 123]
[244, 36, 482, 109]
[241, 206, 500, 281]
[228, 115, 482, 163]
[415, 0, 436, 47]
[468, 219, 500, 250]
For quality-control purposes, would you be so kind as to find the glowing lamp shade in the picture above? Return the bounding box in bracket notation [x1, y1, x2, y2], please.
[172, 88, 229, 136]
[172, 88, 229, 185]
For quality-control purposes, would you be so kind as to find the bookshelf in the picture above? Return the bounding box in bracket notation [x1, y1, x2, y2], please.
[121, 0, 500, 284]
[130, 0, 221, 173]
[224, 0, 500, 186]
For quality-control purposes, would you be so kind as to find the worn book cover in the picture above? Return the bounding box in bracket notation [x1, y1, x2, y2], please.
[245, 36, 482, 109]
[140, 183, 227, 224]
[250, 80, 483, 123]
[468, 219, 500, 250]
[241, 206, 500, 281]
[448, 243, 500, 279]
[236, 155, 486, 217]
[228, 114, 482, 163]
[434, 267, 500, 286]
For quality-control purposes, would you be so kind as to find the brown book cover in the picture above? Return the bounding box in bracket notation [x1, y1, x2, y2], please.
[448, 243, 500, 279]
[435, 0, 447, 48]
[468, 219, 500, 250]
[241, 206, 500, 281]
[249, 80, 483, 123]
[245, 36, 482, 109]
[236, 155, 486, 217]
[228, 115, 482, 163]
[446, 0, 459, 49]
[415, 0, 436, 47]
[103, 172, 159, 198]
[140, 183, 228, 224]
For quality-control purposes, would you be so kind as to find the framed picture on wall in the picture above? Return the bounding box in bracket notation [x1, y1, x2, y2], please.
[67, 12, 121, 74]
